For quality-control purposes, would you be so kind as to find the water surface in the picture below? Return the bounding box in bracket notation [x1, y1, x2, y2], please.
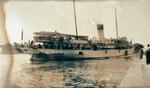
[0, 54, 132, 88]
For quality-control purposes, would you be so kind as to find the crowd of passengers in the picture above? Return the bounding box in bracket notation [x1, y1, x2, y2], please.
[20, 41, 131, 50]
[39, 43, 114, 50]
[19, 36, 131, 50]
[20, 41, 116, 50]
[28, 41, 130, 50]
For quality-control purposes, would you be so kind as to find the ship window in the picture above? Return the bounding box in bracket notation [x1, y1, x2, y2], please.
[79, 51, 83, 55]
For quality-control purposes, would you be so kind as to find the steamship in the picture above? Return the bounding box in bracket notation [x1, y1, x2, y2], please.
[15, 23, 133, 61]
[14, 1, 133, 61]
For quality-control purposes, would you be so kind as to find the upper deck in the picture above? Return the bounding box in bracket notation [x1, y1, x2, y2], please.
[33, 31, 88, 43]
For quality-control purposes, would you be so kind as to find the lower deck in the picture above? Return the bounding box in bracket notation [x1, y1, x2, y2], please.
[30, 49, 133, 61]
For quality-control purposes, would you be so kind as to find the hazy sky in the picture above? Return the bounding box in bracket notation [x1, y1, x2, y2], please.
[1, 0, 150, 45]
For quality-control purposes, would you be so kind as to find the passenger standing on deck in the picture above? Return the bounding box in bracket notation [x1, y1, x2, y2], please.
[145, 44, 150, 64]
[140, 49, 144, 59]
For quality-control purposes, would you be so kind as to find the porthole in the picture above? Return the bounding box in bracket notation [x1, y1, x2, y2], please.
[79, 51, 83, 55]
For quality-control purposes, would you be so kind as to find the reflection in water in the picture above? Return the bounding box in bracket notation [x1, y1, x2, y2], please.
[9, 54, 132, 88]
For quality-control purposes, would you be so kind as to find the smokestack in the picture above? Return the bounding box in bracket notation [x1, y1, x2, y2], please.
[97, 24, 105, 41]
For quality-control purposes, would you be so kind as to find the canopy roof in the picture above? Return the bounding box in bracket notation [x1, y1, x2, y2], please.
[34, 31, 88, 39]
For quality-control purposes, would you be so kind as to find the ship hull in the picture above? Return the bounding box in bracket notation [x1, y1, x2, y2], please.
[30, 49, 133, 61]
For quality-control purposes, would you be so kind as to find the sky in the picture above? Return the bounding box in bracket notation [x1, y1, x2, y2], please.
[1, 0, 150, 46]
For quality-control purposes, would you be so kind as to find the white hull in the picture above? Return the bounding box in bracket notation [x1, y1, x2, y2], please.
[30, 49, 133, 61]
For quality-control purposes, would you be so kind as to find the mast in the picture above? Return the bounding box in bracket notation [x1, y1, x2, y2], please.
[73, 0, 78, 39]
[115, 8, 119, 42]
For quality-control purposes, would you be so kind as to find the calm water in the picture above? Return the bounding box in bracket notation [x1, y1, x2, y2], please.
[0, 54, 133, 88]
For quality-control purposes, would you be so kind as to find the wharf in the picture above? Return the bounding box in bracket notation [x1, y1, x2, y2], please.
[120, 56, 150, 88]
